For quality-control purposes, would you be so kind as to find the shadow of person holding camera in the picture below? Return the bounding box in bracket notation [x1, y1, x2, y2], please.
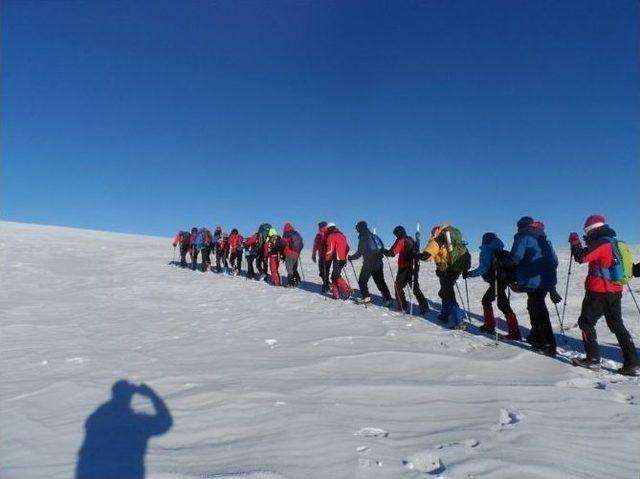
[75, 380, 173, 479]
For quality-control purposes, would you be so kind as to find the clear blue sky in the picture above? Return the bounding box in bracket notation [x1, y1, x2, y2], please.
[2, 0, 638, 248]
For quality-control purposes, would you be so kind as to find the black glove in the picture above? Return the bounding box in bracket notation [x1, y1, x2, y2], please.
[462, 270, 471, 279]
[382, 248, 393, 257]
[549, 288, 562, 304]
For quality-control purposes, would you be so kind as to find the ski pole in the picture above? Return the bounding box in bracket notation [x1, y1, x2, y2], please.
[172, 245, 176, 263]
[627, 284, 640, 316]
[561, 255, 573, 328]
[341, 261, 352, 290]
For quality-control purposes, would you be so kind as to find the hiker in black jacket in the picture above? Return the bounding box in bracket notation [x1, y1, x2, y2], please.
[348, 221, 393, 306]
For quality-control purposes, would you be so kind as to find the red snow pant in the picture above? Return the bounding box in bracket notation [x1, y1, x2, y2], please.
[329, 259, 351, 299]
[269, 255, 281, 286]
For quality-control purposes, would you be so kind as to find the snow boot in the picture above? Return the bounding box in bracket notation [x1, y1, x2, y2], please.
[572, 356, 601, 371]
[438, 301, 453, 322]
[617, 363, 640, 376]
[504, 311, 521, 340]
[481, 304, 496, 332]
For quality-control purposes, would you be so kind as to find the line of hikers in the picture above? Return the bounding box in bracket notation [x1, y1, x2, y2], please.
[173, 215, 640, 376]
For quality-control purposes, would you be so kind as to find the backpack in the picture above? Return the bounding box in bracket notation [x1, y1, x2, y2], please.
[257, 223, 272, 248]
[442, 226, 471, 273]
[194, 230, 205, 251]
[289, 231, 304, 253]
[367, 233, 383, 252]
[402, 237, 416, 263]
[493, 249, 518, 286]
[595, 237, 633, 285]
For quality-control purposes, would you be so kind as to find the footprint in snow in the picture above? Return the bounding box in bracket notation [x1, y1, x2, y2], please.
[435, 438, 480, 449]
[354, 427, 388, 438]
[492, 408, 522, 430]
[403, 452, 444, 475]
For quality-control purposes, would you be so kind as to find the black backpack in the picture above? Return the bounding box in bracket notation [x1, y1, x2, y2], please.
[494, 249, 517, 287]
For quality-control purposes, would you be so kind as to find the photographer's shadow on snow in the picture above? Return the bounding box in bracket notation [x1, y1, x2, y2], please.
[75, 380, 173, 479]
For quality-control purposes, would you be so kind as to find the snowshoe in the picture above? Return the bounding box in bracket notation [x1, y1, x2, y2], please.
[617, 364, 640, 377]
[571, 357, 601, 371]
[478, 325, 495, 334]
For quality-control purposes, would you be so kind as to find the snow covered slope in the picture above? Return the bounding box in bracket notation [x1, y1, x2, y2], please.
[1, 221, 639, 479]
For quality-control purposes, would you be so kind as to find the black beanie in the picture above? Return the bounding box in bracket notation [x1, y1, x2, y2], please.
[517, 216, 534, 229]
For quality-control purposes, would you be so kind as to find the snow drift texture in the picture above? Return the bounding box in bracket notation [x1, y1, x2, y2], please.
[1, 221, 639, 479]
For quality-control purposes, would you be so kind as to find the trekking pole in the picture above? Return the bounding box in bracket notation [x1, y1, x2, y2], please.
[465, 277, 471, 318]
[627, 284, 640, 316]
[342, 262, 353, 290]
[561, 255, 573, 328]
[553, 302, 567, 344]
[385, 256, 402, 311]
[493, 264, 499, 347]
[455, 281, 470, 320]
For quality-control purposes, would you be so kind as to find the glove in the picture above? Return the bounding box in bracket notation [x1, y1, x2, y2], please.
[568, 232, 580, 247]
[549, 288, 562, 304]
[311, 254, 317, 263]
[172, 242, 177, 247]
[347, 255, 354, 261]
[462, 270, 471, 279]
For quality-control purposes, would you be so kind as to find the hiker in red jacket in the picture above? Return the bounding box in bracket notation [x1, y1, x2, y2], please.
[282, 223, 303, 287]
[228, 229, 244, 276]
[312, 221, 329, 292]
[243, 233, 259, 279]
[383, 226, 429, 314]
[188, 227, 198, 270]
[172, 230, 191, 267]
[324, 223, 351, 299]
[569, 215, 639, 376]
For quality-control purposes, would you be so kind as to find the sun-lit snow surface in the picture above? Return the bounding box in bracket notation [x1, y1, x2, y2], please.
[1, 221, 639, 479]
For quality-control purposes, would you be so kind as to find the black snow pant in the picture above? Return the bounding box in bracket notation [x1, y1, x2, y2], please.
[285, 255, 301, 286]
[318, 258, 329, 292]
[201, 246, 212, 272]
[526, 289, 556, 353]
[190, 249, 199, 270]
[436, 270, 459, 305]
[256, 254, 267, 277]
[215, 248, 228, 273]
[179, 244, 189, 267]
[330, 259, 346, 283]
[481, 279, 513, 315]
[230, 251, 242, 273]
[358, 265, 392, 301]
[578, 291, 639, 366]
[395, 267, 429, 312]
[246, 256, 256, 279]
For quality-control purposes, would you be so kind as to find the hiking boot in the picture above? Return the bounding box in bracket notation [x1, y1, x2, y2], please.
[537, 344, 557, 357]
[572, 357, 601, 371]
[502, 333, 522, 341]
[479, 325, 495, 334]
[617, 364, 640, 377]
[419, 303, 429, 314]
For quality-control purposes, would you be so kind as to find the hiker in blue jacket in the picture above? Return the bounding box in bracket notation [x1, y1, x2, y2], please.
[463, 233, 521, 339]
[510, 217, 559, 356]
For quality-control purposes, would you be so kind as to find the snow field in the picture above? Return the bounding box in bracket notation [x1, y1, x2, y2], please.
[1, 221, 639, 478]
